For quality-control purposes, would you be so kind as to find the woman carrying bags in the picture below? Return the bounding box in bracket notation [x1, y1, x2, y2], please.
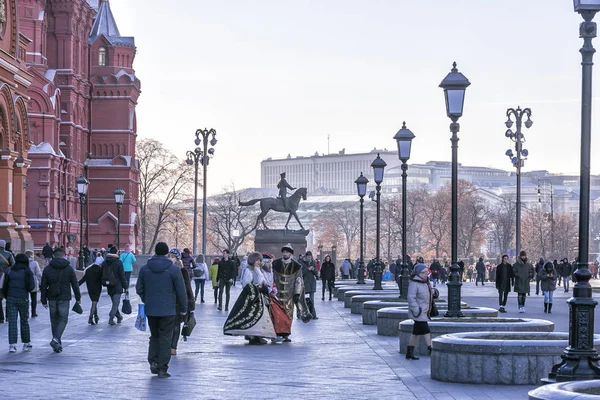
[406, 262, 434, 360]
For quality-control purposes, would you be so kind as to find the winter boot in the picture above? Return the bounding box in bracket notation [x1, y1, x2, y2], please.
[544, 303, 548, 313]
[405, 346, 419, 360]
[427, 346, 433, 356]
[548, 303, 553, 314]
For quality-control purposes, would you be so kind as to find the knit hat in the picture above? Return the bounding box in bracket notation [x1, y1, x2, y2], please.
[261, 252, 274, 260]
[0, 240, 5, 247]
[281, 243, 294, 254]
[414, 263, 428, 275]
[168, 248, 182, 260]
[519, 250, 527, 258]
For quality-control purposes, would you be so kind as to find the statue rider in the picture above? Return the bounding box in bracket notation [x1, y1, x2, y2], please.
[277, 172, 296, 212]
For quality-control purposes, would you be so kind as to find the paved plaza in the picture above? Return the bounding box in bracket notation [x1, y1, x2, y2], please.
[0, 280, 597, 399]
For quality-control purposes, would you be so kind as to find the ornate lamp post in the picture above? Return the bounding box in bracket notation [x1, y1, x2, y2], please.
[318, 243, 323, 262]
[393, 121, 415, 299]
[504, 106, 533, 257]
[355, 172, 369, 284]
[76, 175, 89, 269]
[537, 178, 554, 258]
[544, 0, 600, 383]
[186, 128, 217, 255]
[114, 187, 125, 252]
[371, 153, 387, 291]
[331, 244, 337, 266]
[439, 62, 470, 318]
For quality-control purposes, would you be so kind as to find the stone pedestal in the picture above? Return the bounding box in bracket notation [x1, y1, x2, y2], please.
[254, 229, 308, 256]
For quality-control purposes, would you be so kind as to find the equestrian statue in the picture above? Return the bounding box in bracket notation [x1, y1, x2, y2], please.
[239, 173, 308, 231]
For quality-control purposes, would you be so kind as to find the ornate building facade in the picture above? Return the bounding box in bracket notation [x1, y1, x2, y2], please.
[0, 0, 34, 253]
[16, 0, 140, 252]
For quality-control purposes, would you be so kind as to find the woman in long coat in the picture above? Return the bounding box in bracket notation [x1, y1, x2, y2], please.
[79, 254, 104, 325]
[406, 263, 434, 360]
[538, 261, 556, 314]
[224, 252, 277, 344]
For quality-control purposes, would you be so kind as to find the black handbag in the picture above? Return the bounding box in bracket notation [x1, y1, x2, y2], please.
[430, 302, 439, 317]
[182, 312, 196, 337]
[121, 293, 132, 315]
[72, 302, 83, 314]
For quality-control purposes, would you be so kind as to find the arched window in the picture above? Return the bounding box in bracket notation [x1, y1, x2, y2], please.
[99, 47, 106, 66]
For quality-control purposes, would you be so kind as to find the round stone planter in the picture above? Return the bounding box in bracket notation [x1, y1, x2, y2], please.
[529, 380, 600, 399]
[343, 289, 398, 307]
[432, 332, 600, 385]
[362, 299, 456, 325]
[400, 318, 554, 356]
[336, 286, 397, 301]
[377, 305, 489, 336]
[350, 294, 406, 314]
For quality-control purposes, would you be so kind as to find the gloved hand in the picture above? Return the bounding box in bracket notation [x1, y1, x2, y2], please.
[293, 294, 300, 304]
[259, 285, 269, 295]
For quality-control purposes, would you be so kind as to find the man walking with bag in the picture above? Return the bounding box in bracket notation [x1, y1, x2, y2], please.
[40, 247, 81, 353]
[136, 242, 187, 378]
[101, 246, 127, 325]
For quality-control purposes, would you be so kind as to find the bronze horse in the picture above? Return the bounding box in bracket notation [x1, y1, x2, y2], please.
[239, 188, 307, 231]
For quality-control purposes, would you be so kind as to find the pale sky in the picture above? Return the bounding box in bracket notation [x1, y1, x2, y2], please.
[110, 0, 595, 195]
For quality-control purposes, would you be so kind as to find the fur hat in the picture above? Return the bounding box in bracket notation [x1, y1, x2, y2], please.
[281, 243, 294, 254]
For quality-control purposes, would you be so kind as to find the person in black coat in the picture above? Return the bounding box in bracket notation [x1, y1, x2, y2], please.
[495, 254, 514, 313]
[559, 258, 572, 293]
[79, 254, 104, 325]
[42, 242, 54, 264]
[101, 247, 127, 325]
[475, 257, 486, 286]
[217, 249, 237, 311]
[320, 255, 336, 301]
[4, 253, 35, 352]
[40, 247, 81, 352]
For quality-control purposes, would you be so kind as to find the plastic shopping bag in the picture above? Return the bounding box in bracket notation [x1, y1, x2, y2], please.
[135, 303, 146, 331]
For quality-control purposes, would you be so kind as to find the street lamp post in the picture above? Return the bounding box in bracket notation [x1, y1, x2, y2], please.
[393, 122, 415, 299]
[355, 172, 369, 284]
[439, 62, 470, 318]
[186, 128, 217, 255]
[371, 153, 387, 291]
[504, 106, 533, 257]
[114, 187, 125, 252]
[537, 179, 554, 258]
[545, 0, 600, 382]
[76, 175, 89, 269]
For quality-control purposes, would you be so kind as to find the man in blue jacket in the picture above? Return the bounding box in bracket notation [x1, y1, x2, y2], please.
[136, 242, 187, 378]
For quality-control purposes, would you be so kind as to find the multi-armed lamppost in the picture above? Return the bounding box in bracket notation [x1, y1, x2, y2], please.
[76, 175, 89, 269]
[393, 122, 415, 299]
[439, 62, 470, 318]
[186, 128, 217, 255]
[114, 187, 125, 252]
[355, 172, 369, 284]
[504, 106, 533, 257]
[544, 0, 600, 383]
[371, 153, 386, 291]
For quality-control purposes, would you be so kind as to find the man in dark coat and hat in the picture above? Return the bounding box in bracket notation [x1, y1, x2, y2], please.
[272, 243, 311, 341]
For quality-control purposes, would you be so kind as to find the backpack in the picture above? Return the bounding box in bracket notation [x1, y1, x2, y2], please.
[102, 262, 117, 287]
[48, 268, 66, 298]
[193, 265, 205, 278]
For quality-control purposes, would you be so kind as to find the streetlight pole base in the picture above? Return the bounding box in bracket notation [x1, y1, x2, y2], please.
[357, 263, 366, 284]
[444, 262, 464, 318]
[544, 267, 600, 383]
[398, 264, 410, 299]
[373, 261, 383, 290]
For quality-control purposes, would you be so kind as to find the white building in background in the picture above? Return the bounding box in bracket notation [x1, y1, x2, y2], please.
[261, 149, 401, 195]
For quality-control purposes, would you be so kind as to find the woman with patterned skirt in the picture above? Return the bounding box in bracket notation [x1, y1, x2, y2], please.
[223, 252, 277, 344]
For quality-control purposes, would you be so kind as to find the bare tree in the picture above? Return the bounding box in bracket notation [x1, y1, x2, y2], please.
[553, 213, 578, 260]
[311, 202, 360, 259]
[488, 194, 516, 257]
[137, 139, 190, 253]
[207, 185, 258, 255]
[422, 185, 451, 258]
[521, 206, 552, 259]
[457, 181, 489, 258]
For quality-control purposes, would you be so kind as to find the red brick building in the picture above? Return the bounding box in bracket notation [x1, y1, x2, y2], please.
[17, 0, 140, 253]
[0, 0, 35, 253]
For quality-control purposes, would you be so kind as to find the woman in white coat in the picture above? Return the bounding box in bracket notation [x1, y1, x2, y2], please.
[406, 263, 434, 360]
